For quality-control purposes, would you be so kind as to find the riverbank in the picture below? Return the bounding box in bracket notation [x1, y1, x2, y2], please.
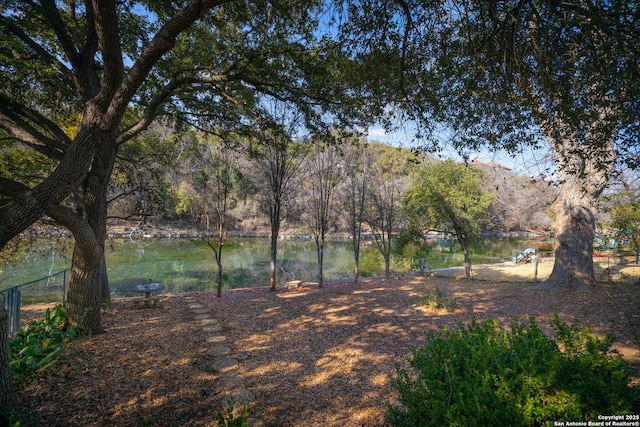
[16, 220, 550, 241]
[107, 225, 549, 241]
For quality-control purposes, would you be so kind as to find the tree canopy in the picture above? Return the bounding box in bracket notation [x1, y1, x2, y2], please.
[0, 0, 388, 248]
[401, 0, 639, 163]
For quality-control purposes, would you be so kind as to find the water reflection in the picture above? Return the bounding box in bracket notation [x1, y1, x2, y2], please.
[1, 237, 544, 296]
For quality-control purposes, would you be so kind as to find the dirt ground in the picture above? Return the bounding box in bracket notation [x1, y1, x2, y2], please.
[13, 260, 640, 427]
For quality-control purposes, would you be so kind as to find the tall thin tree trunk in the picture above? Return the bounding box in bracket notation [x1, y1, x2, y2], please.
[269, 218, 280, 292]
[384, 227, 392, 279]
[317, 238, 325, 288]
[382, 234, 390, 279]
[0, 305, 17, 425]
[216, 249, 223, 298]
[353, 242, 360, 284]
[460, 240, 472, 281]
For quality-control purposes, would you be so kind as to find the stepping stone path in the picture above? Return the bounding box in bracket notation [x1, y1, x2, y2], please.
[186, 301, 256, 416]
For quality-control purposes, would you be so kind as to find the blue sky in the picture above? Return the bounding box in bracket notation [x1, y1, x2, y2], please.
[367, 125, 553, 178]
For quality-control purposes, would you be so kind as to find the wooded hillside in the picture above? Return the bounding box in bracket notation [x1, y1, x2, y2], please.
[104, 127, 556, 238]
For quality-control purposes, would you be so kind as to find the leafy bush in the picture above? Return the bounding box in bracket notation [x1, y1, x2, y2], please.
[9, 305, 76, 381]
[217, 398, 250, 427]
[415, 287, 457, 312]
[387, 317, 639, 426]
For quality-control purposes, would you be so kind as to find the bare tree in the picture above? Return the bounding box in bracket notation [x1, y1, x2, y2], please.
[365, 144, 411, 278]
[248, 130, 306, 291]
[304, 141, 342, 288]
[476, 163, 555, 232]
[338, 137, 370, 283]
[198, 138, 237, 298]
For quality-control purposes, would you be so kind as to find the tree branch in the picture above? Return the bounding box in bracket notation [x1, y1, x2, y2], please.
[0, 97, 71, 160]
[116, 72, 235, 144]
[106, 0, 230, 128]
[91, 0, 124, 107]
[39, 0, 82, 70]
[0, 177, 95, 246]
[0, 178, 31, 198]
[0, 14, 75, 89]
[0, 116, 64, 160]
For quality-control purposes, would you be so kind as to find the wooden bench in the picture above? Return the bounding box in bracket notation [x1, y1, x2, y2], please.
[131, 295, 162, 308]
[285, 280, 303, 289]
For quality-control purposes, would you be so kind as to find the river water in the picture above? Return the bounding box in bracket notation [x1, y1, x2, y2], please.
[0, 236, 547, 296]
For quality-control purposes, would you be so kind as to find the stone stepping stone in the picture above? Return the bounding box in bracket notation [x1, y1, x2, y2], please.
[200, 318, 218, 325]
[222, 389, 255, 407]
[207, 345, 231, 357]
[203, 324, 223, 333]
[194, 314, 212, 320]
[188, 303, 205, 309]
[206, 335, 227, 344]
[212, 357, 238, 373]
[216, 374, 244, 391]
[191, 308, 210, 315]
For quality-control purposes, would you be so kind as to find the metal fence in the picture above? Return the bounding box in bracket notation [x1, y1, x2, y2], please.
[0, 269, 68, 338]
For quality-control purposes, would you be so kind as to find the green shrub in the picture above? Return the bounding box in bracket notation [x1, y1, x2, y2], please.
[217, 398, 250, 427]
[9, 305, 76, 381]
[387, 317, 639, 426]
[415, 287, 457, 312]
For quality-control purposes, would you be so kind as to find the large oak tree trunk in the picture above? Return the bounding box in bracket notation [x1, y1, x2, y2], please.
[66, 237, 104, 334]
[544, 189, 597, 291]
[83, 138, 117, 304]
[100, 255, 110, 302]
[0, 305, 17, 424]
[66, 135, 117, 334]
[538, 125, 614, 291]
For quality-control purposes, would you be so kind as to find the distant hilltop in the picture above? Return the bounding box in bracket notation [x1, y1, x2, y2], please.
[471, 160, 513, 171]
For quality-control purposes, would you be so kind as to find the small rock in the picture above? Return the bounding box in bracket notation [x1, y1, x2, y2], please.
[207, 345, 231, 357]
[206, 335, 227, 344]
[212, 358, 238, 373]
[216, 374, 244, 390]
